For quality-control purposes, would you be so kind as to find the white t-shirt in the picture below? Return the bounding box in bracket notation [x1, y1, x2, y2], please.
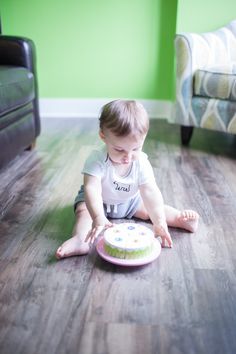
[82, 147, 155, 206]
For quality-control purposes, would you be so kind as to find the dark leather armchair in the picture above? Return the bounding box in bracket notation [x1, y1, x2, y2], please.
[0, 35, 40, 167]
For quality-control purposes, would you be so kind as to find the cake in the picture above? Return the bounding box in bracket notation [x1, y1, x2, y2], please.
[103, 223, 155, 259]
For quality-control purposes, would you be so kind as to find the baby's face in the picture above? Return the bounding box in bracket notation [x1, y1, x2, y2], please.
[100, 129, 146, 165]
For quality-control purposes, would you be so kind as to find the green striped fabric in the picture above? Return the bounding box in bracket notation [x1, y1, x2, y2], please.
[174, 20, 236, 133]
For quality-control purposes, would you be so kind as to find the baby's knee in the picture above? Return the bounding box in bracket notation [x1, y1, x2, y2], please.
[141, 211, 150, 220]
[134, 209, 149, 220]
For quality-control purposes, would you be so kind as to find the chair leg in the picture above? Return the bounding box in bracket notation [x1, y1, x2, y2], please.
[181, 126, 194, 146]
[25, 139, 36, 151]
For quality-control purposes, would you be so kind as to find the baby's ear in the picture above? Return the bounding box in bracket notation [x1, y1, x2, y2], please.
[99, 130, 105, 141]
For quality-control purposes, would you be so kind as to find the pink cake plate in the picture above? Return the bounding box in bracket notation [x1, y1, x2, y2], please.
[96, 237, 161, 266]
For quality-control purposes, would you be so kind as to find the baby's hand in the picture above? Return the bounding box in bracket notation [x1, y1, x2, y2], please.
[85, 216, 113, 244]
[154, 221, 173, 248]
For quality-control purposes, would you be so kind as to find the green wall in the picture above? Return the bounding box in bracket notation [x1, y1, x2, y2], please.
[2, 1, 236, 101]
[1, 0, 177, 100]
[177, 0, 236, 33]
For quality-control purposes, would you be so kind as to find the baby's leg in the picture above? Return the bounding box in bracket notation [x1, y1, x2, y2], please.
[134, 203, 199, 232]
[55, 202, 92, 259]
[165, 205, 199, 232]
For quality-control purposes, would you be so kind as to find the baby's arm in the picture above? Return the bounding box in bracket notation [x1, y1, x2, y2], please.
[139, 182, 173, 247]
[84, 174, 112, 243]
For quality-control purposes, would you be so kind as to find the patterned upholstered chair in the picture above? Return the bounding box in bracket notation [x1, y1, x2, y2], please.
[173, 20, 236, 145]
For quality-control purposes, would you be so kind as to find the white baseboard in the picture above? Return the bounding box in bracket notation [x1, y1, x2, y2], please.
[39, 98, 173, 120]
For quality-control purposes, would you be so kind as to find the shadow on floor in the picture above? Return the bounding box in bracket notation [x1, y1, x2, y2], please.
[148, 119, 236, 159]
[33, 204, 75, 263]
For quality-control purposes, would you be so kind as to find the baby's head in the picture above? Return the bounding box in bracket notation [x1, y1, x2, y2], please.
[99, 99, 149, 137]
[99, 100, 149, 165]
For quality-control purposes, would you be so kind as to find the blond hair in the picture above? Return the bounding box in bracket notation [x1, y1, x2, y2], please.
[99, 99, 149, 137]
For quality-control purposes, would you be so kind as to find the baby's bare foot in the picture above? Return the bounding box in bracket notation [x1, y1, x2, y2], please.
[55, 236, 90, 260]
[176, 210, 199, 232]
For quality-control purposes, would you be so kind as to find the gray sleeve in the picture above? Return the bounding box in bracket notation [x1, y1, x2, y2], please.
[138, 152, 156, 185]
[82, 150, 105, 178]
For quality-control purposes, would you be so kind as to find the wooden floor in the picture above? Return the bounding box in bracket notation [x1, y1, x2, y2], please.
[1, 118, 236, 354]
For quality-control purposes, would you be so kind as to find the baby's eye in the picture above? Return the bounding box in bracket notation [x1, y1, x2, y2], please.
[114, 148, 124, 152]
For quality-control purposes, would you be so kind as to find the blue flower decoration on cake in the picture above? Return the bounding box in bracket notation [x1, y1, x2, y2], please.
[127, 225, 135, 230]
[115, 237, 123, 242]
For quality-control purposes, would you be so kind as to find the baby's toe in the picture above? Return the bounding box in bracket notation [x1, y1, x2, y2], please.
[182, 210, 199, 220]
[181, 210, 190, 220]
[191, 211, 199, 220]
[55, 247, 63, 259]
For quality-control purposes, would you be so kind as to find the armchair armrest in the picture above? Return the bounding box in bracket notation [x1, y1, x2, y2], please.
[0, 35, 37, 71]
[174, 26, 233, 125]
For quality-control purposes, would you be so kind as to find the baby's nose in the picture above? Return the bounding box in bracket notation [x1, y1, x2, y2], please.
[125, 151, 132, 158]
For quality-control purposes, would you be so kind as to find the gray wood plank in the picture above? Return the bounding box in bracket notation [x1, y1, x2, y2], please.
[1, 118, 236, 354]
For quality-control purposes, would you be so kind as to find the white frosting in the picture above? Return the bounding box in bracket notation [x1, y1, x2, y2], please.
[104, 223, 154, 251]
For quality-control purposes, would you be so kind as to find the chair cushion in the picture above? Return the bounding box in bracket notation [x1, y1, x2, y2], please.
[194, 65, 236, 101]
[0, 65, 35, 117]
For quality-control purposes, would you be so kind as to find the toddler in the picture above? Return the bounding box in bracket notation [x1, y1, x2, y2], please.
[56, 100, 199, 259]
